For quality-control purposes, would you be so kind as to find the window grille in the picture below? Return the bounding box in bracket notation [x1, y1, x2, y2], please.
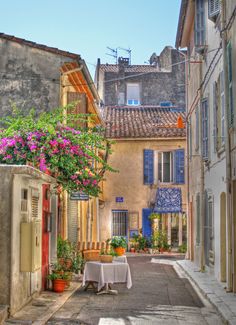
[208, 0, 220, 20]
[112, 210, 128, 237]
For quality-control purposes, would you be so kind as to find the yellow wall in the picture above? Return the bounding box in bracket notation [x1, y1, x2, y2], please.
[99, 138, 187, 241]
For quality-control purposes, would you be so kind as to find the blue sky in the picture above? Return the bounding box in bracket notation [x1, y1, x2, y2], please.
[1, 0, 181, 77]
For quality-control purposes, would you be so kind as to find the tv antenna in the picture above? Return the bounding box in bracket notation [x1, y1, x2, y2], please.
[106, 47, 118, 64]
[118, 47, 132, 64]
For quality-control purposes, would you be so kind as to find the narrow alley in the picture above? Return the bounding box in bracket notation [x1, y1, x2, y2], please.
[43, 256, 223, 325]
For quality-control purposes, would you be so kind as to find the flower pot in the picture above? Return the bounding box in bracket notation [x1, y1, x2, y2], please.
[130, 247, 135, 253]
[52, 279, 66, 293]
[114, 247, 126, 256]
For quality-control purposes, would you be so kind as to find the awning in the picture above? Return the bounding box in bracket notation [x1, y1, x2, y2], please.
[154, 188, 182, 213]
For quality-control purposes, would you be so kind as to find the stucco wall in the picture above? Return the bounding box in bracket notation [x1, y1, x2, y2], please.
[100, 48, 185, 108]
[0, 38, 75, 116]
[100, 139, 187, 241]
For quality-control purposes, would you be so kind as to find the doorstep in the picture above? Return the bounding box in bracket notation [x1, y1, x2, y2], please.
[5, 280, 82, 325]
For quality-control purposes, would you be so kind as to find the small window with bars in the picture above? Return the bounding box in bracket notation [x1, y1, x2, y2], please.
[112, 210, 128, 237]
[21, 189, 28, 212]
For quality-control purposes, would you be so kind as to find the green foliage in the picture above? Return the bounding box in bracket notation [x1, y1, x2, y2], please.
[57, 236, 72, 259]
[47, 272, 69, 280]
[108, 236, 127, 249]
[178, 243, 187, 253]
[151, 229, 170, 251]
[100, 247, 118, 256]
[0, 106, 116, 196]
[148, 213, 161, 221]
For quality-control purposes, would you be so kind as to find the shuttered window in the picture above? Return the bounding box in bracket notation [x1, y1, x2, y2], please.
[67, 92, 87, 129]
[21, 189, 28, 212]
[227, 42, 234, 127]
[220, 71, 225, 145]
[195, 0, 205, 46]
[208, 0, 220, 20]
[67, 199, 79, 243]
[173, 149, 185, 184]
[32, 196, 39, 218]
[202, 99, 209, 160]
[112, 210, 128, 237]
[213, 81, 217, 152]
[143, 149, 154, 185]
[189, 117, 192, 160]
[196, 193, 200, 245]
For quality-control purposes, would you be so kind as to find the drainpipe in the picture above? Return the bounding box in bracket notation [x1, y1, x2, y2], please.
[221, 0, 233, 291]
[199, 54, 205, 272]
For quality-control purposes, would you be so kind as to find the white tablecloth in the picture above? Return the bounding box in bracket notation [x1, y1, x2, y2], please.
[82, 261, 132, 291]
[113, 255, 127, 263]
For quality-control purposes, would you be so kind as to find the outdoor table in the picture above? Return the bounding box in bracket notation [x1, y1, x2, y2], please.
[82, 260, 132, 295]
[113, 255, 127, 263]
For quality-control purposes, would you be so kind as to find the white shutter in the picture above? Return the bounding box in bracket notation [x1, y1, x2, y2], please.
[208, 0, 220, 20]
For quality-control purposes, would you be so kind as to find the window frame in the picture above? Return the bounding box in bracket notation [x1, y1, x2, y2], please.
[126, 83, 140, 106]
[158, 151, 173, 183]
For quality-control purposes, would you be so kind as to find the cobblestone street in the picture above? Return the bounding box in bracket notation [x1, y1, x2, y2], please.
[46, 256, 224, 325]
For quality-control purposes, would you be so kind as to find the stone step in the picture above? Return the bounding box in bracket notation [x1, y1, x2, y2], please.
[0, 305, 8, 325]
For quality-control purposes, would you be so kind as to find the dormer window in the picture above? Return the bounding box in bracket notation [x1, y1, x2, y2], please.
[127, 83, 140, 105]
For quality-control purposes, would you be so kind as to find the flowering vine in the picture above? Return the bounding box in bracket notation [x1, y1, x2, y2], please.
[0, 107, 114, 196]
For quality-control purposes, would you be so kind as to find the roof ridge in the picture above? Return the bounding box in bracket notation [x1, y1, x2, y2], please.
[0, 32, 80, 59]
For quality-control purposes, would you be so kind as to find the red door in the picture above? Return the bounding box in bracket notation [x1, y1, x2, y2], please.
[42, 184, 50, 290]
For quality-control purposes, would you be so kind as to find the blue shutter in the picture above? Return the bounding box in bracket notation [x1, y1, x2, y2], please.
[174, 149, 185, 184]
[142, 208, 152, 238]
[143, 149, 154, 185]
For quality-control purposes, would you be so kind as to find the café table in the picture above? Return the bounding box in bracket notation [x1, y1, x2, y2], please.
[82, 260, 132, 295]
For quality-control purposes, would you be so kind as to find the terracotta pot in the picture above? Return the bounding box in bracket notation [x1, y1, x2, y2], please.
[130, 247, 135, 253]
[114, 247, 126, 256]
[52, 279, 66, 293]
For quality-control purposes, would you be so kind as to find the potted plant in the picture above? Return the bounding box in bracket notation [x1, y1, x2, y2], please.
[109, 236, 127, 256]
[57, 236, 73, 268]
[47, 272, 69, 293]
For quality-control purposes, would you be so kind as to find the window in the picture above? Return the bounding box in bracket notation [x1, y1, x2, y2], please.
[21, 189, 28, 212]
[189, 116, 192, 160]
[127, 83, 140, 105]
[195, 0, 206, 47]
[202, 99, 209, 160]
[158, 152, 173, 183]
[208, 0, 220, 21]
[112, 210, 128, 237]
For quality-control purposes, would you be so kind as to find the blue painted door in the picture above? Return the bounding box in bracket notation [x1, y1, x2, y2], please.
[142, 208, 152, 238]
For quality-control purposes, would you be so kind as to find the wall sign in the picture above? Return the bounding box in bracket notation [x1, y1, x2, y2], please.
[116, 197, 124, 203]
[70, 192, 89, 201]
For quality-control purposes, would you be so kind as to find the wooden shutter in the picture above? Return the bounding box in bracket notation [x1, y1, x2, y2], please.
[220, 71, 225, 144]
[196, 193, 200, 245]
[202, 99, 208, 160]
[67, 200, 78, 243]
[143, 149, 154, 185]
[174, 149, 185, 184]
[142, 208, 152, 238]
[227, 42, 234, 127]
[195, 106, 199, 151]
[67, 92, 87, 129]
[195, 0, 205, 46]
[213, 82, 217, 152]
[208, 0, 220, 20]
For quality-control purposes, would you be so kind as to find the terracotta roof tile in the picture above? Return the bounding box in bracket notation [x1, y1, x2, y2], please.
[100, 64, 160, 73]
[0, 33, 80, 59]
[104, 106, 186, 138]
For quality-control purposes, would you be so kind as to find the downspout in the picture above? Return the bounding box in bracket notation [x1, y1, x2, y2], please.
[199, 55, 205, 272]
[221, 0, 233, 291]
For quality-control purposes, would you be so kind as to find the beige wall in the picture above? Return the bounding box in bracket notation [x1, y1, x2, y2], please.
[100, 138, 187, 241]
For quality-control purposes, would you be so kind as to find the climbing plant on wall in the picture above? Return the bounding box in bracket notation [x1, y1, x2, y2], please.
[0, 105, 114, 196]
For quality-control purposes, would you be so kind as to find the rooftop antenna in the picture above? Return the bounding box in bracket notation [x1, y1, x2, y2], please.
[118, 47, 132, 64]
[106, 47, 118, 64]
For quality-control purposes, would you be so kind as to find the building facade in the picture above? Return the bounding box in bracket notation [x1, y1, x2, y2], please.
[176, 0, 236, 292]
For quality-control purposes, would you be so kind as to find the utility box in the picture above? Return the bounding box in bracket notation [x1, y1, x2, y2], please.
[20, 220, 41, 272]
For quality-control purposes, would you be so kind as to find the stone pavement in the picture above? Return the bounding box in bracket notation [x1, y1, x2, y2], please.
[177, 259, 236, 325]
[3, 256, 226, 325]
[46, 256, 223, 324]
